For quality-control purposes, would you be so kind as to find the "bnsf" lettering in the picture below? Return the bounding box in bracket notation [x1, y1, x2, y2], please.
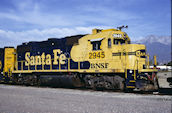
[90, 63, 109, 69]
[25, 49, 66, 66]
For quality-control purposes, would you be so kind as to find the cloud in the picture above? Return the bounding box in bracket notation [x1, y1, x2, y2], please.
[0, 25, 170, 48]
[0, 0, 74, 28]
[0, 12, 20, 21]
[0, 26, 111, 47]
[0, 0, 141, 28]
[0, 0, 170, 47]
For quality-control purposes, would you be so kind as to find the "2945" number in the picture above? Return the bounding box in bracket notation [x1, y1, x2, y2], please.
[89, 51, 105, 59]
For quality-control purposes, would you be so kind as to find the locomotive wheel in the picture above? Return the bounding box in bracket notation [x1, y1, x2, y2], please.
[71, 75, 85, 87]
[84, 75, 94, 89]
[113, 76, 125, 91]
[37, 77, 41, 86]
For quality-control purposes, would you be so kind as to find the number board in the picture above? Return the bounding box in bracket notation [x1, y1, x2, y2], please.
[89, 51, 105, 59]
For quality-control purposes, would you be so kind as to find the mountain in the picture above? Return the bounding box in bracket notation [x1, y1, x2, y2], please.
[134, 35, 171, 64]
[135, 35, 171, 45]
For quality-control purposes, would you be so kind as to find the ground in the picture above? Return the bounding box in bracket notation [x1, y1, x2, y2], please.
[157, 71, 171, 88]
[0, 84, 171, 113]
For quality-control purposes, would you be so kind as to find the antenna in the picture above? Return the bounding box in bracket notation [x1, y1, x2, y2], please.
[117, 25, 128, 30]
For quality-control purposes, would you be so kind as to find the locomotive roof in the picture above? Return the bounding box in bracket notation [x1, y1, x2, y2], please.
[19, 34, 86, 47]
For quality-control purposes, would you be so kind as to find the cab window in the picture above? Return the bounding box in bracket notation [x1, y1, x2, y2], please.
[108, 38, 111, 48]
[120, 39, 125, 44]
[114, 39, 125, 45]
[92, 41, 101, 50]
[114, 39, 118, 45]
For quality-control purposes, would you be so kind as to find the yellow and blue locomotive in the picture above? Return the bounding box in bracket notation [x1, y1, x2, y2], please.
[0, 27, 159, 91]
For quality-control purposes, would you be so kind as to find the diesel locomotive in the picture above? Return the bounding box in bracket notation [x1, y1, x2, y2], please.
[0, 27, 159, 91]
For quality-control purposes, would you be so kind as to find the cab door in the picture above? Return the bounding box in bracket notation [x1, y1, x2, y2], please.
[3, 47, 16, 82]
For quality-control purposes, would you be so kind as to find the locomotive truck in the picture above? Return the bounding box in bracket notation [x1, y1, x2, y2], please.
[0, 27, 159, 91]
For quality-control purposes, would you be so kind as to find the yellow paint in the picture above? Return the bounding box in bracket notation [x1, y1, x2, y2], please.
[25, 52, 30, 66]
[30, 56, 35, 65]
[35, 56, 41, 65]
[41, 53, 46, 65]
[154, 55, 157, 66]
[59, 54, 66, 64]
[125, 69, 127, 78]
[13, 68, 125, 73]
[133, 70, 136, 80]
[88, 51, 105, 59]
[25, 49, 66, 66]
[12, 28, 157, 76]
[147, 54, 150, 68]
[70, 28, 150, 73]
[4, 48, 16, 73]
[46, 54, 51, 65]
[126, 86, 135, 88]
[0, 60, 2, 70]
[53, 49, 61, 65]
[136, 51, 146, 57]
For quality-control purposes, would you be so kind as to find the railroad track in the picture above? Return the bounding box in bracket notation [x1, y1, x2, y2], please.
[1, 83, 171, 96]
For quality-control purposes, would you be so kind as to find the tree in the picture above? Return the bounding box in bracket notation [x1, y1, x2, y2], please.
[167, 61, 172, 66]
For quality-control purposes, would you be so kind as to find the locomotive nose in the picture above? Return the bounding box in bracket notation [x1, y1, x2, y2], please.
[0, 60, 2, 70]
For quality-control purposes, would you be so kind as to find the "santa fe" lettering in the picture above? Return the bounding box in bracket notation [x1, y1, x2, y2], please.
[25, 49, 66, 66]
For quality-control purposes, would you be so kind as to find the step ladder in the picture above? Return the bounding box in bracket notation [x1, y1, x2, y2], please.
[125, 69, 138, 89]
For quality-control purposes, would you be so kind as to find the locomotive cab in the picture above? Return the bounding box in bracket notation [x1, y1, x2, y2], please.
[71, 28, 158, 91]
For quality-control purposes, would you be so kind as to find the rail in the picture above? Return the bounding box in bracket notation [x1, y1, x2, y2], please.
[15, 58, 81, 71]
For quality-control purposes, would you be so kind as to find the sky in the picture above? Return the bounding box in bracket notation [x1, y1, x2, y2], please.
[0, 0, 171, 47]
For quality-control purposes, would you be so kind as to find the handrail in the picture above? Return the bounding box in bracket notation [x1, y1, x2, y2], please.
[16, 58, 77, 71]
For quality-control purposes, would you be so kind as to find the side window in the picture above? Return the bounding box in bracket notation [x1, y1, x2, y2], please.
[108, 38, 111, 48]
[92, 41, 101, 50]
[114, 39, 118, 45]
[120, 40, 125, 45]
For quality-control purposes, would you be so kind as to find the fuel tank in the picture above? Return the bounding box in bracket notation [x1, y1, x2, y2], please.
[39, 74, 84, 88]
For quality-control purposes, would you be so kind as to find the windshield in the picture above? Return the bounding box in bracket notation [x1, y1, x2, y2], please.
[113, 39, 125, 45]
